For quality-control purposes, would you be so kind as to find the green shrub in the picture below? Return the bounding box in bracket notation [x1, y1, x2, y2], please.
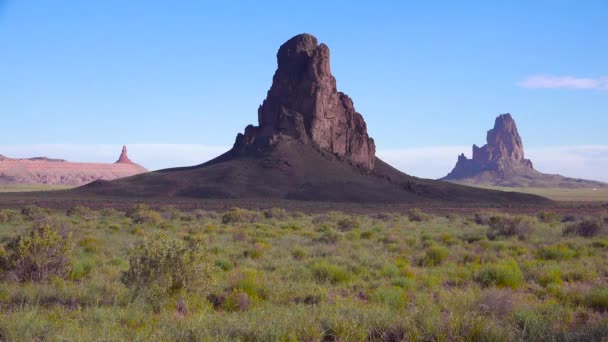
[408, 208, 430, 222]
[360, 231, 373, 239]
[0, 224, 73, 282]
[474, 260, 524, 289]
[537, 267, 563, 287]
[214, 258, 234, 271]
[391, 276, 416, 290]
[126, 204, 163, 225]
[421, 246, 449, 266]
[311, 261, 351, 284]
[591, 239, 608, 248]
[70, 259, 93, 281]
[121, 232, 209, 299]
[227, 269, 267, 300]
[20, 205, 50, 221]
[0, 209, 20, 223]
[78, 237, 104, 254]
[372, 286, 407, 309]
[100, 208, 120, 217]
[291, 247, 306, 260]
[222, 208, 259, 224]
[584, 288, 608, 311]
[536, 245, 575, 260]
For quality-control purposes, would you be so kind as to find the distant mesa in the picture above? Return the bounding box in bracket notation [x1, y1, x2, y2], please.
[0, 146, 147, 186]
[441, 113, 607, 188]
[76, 34, 546, 205]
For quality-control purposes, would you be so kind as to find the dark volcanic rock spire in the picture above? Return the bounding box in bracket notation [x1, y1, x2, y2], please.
[232, 33, 376, 171]
[443, 113, 534, 180]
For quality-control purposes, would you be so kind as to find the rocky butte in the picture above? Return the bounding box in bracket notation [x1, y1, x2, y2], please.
[77, 34, 546, 205]
[442, 114, 607, 188]
[0, 146, 147, 186]
[232, 34, 376, 171]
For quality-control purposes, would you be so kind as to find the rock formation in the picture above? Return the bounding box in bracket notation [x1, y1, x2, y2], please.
[116, 145, 134, 164]
[232, 34, 376, 171]
[442, 114, 607, 188]
[0, 146, 148, 186]
[74, 34, 547, 205]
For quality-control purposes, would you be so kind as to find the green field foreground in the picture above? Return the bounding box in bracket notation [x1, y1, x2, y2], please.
[1, 205, 607, 340]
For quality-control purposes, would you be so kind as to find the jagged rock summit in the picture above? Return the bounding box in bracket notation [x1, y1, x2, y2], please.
[233, 34, 376, 170]
[442, 114, 607, 188]
[76, 34, 546, 205]
[0, 146, 148, 186]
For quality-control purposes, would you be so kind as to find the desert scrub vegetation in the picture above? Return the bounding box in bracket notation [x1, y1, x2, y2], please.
[0, 206, 607, 340]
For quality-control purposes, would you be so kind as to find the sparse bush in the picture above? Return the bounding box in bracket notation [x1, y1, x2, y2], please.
[221, 290, 251, 312]
[291, 247, 306, 260]
[125, 204, 163, 225]
[222, 208, 259, 224]
[408, 208, 430, 222]
[312, 261, 351, 284]
[336, 217, 360, 231]
[121, 232, 209, 299]
[0, 209, 20, 223]
[66, 206, 94, 217]
[421, 246, 449, 266]
[487, 215, 534, 240]
[360, 231, 373, 239]
[474, 260, 524, 289]
[372, 286, 407, 308]
[0, 224, 73, 282]
[159, 206, 181, 220]
[21, 205, 50, 221]
[537, 211, 559, 223]
[536, 245, 575, 260]
[69, 259, 93, 281]
[78, 237, 104, 254]
[214, 258, 234, 271]
[536, 267, 563, 287]
[263, 207, 288, 219]
[100, 208, 120, 217]
[584, 288, 608, 311]
[227, 269, 267, 300]
[474, 212, 495, 225]
[316, 227, 340, 244]
[564, 219, 605, 237]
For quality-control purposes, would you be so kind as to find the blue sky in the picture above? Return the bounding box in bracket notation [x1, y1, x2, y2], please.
[1, 1, 607, 180]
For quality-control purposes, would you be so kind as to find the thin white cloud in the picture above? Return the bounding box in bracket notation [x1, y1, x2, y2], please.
[518, 75, 608, 90]
[1, 144, 607, 183]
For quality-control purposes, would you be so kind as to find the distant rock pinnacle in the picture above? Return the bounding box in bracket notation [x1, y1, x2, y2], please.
[232, 33, 376, 171]
[443, 114, 534, 181]
[115, 145, 133, 164]
[472, 113, 533, 167]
